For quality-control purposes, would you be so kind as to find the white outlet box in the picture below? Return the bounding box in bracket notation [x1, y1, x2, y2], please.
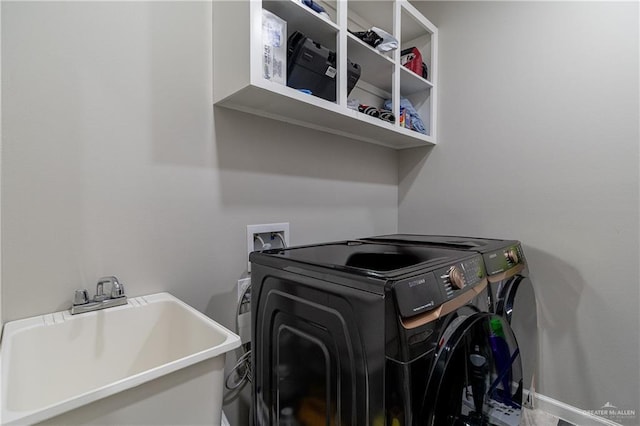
[247, 222, 290, 272]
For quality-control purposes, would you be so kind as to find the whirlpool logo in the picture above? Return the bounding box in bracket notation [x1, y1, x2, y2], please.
[587, 402, 637, 424]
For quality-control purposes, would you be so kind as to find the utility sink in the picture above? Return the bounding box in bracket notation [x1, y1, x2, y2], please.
[1, 292, 240, 425]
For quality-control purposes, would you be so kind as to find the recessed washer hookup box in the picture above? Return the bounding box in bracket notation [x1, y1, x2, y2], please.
[262, 9, 287, 85]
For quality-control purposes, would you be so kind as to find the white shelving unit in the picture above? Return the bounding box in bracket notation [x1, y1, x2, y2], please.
[213, 0, 438, 149]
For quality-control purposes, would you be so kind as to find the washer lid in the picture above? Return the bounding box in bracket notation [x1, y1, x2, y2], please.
[362, 234, 520, 253]
[251, 240, 475, 279]
[362, 234, 526, 277]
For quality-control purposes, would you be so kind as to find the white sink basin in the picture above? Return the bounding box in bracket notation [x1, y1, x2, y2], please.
[1, 292, 240, 425]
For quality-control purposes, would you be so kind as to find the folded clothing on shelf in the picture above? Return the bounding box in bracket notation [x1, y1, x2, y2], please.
[384, 98, 427, 134]
[351, 101, 395, 124]
[298, 0, 330, 20]
[371, 27, 398, 52]
[358, 104, 379, 117]
[349, 29, 382, 48]
[378, 108, 395, 123]
[349, 27, 398, 52]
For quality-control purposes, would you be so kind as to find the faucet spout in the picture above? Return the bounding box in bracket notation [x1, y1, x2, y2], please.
[97, 276, 126, 299]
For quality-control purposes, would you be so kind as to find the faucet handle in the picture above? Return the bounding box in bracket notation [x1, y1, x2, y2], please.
[111, 280, 125, 299]
[73, 289, 90, 306]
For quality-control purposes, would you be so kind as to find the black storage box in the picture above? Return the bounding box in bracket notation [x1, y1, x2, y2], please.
[287, 31, 361, 102]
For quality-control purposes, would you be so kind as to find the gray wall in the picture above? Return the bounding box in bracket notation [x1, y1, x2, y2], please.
[1, 2, 397, 422]
[402, 0, 639, 414]
[3, 0, 639, 423]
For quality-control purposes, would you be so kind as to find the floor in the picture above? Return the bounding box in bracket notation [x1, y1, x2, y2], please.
[224, 408, 571, 425]
[522, 408, 575, 426]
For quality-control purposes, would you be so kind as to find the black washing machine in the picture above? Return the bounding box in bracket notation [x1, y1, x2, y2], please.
[250, 239, 524, 425]
[361, 234, 538, 408]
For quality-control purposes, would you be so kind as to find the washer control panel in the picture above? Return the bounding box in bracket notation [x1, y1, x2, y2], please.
[435, 255, 486, 301]
[394, 254, 487, 317]
[483, 243, 524, 275]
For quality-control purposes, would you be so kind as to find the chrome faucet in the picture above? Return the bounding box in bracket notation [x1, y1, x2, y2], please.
[71, 275, 128, 315]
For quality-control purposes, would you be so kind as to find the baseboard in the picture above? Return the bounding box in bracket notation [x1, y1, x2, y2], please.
[533, 392, 623, 426]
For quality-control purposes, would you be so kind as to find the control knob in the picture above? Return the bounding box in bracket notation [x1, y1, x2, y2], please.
[448, 266, 465, 289]
[505, 248, 519, 265]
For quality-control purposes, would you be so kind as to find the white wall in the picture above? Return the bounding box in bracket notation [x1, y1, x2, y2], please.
[402, 0, 639, 416]
[1, 2, 397, 423]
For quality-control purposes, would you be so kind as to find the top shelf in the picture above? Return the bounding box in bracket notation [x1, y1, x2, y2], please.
[347, 0, 394, 34]
[401, 1, 437, 38]
[263, 0, 339, 47]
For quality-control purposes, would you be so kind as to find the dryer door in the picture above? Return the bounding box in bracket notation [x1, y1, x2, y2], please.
[496, 275, 536, 326]
[422, 312, 523, 426]
[497, 275, 538, 404]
